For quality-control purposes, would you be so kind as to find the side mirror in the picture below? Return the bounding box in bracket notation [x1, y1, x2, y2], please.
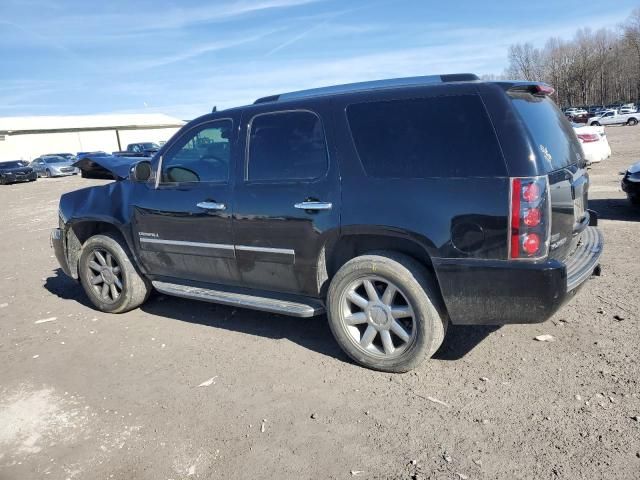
[130, 161, 152, 182]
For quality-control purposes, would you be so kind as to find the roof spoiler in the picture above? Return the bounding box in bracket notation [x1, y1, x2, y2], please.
[508, 83, 555, 97]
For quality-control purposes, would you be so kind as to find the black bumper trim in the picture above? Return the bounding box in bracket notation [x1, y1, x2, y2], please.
[50, 228, 73, 277]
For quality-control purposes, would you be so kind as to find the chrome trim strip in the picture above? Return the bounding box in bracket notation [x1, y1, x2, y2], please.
[294, 201, 332, 210]
[139, 238, 294, 256]
[139, 238, 235, 250]
[235, 245, 295, 255]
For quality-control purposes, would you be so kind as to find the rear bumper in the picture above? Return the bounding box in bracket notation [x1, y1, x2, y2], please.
[433, 226, 604, 325]
[50, 228, 73, 277]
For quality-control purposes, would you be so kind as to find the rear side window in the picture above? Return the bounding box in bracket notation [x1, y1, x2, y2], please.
[247, 111, 328, 181]
[347, 95, 505, 178]
[510, 94, 582, 171]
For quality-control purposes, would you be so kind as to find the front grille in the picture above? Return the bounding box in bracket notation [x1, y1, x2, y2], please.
[60, 167, 74, 172]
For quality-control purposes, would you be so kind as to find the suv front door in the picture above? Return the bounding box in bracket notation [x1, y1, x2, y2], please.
[131, 116, 241, 286]
[233, 103, 341, 296]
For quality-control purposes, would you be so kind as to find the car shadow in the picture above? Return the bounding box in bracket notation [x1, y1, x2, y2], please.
[43, 268, 496, 366]
[434, 324, 500, 361]
[44, 268, 94, 308]
[590, 198, 640, 222]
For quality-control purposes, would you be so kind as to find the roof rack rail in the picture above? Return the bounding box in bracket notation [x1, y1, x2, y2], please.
[254, 73, 479, 104]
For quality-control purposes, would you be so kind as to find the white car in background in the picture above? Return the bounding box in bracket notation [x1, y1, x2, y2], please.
[572, 124, 611, 164]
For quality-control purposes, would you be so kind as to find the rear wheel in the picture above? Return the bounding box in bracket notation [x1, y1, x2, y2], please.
[627, 118, 638, 126]
[591, 121, 601, 126]
[79, 233, 151, 313]
[327, 252, 447, 373]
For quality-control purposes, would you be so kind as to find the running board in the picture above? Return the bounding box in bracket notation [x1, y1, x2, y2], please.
[152, 280, 325, 318]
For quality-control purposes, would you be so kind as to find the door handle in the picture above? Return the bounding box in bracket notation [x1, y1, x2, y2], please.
[197, 201, 226, 210]
[294, 201, 332, 211]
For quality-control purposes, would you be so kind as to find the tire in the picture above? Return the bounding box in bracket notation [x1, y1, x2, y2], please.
[46, 169, 52, 178]
[627, 118, 638, 126]
[326, 252, 447, 373]
[79, 233, 151, 313]
[629, 194, 640, 206]
[591, 121, 601, 126]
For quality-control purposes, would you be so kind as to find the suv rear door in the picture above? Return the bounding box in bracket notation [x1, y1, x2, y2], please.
[233, 101, 340, 296]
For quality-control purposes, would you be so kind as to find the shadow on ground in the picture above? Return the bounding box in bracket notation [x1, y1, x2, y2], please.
[44, 268, 93, 308]
[44, 268, 495, 365]
[590, 198, 640, 222]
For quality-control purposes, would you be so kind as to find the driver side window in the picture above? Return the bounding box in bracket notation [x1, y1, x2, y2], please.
[161, 119, 232, 184]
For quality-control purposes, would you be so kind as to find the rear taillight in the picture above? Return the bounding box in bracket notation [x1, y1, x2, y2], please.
[509, 177, 550, 260]
[577, 133, 599, 143]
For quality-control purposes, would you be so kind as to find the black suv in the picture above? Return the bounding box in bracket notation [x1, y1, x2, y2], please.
[51, 74, 603, 372]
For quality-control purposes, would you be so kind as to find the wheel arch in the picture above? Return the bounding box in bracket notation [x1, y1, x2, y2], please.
[65, 219, 134, 279]
[318, 228, 438, 297]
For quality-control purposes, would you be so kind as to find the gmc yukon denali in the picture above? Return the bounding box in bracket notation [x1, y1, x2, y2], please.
[51, 74, 603, 372]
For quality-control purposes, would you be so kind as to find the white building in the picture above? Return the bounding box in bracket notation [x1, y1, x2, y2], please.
[0, 114, 186, 161]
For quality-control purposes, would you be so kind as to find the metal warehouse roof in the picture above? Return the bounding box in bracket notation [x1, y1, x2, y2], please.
[0, 113, 186, 135]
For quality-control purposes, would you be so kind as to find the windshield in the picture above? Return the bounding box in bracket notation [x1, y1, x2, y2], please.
[510, 93, 583, 171]
[44, 156, 67, 163]
[0, 161, 27, 168]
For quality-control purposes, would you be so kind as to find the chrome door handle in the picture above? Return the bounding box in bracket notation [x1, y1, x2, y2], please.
[294, 201, 332, 210]
[197, 201, 226, 210]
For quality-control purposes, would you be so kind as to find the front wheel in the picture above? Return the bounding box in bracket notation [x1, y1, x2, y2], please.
[591, 121, 601, 126]
[79, 233, 151, 313]
[327, 252, 447, 373]
[627, 118, 638, 126]
[46, 169, 52, 178]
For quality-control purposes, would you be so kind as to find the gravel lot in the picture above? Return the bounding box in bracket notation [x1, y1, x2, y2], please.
[1, 127, 639, 480]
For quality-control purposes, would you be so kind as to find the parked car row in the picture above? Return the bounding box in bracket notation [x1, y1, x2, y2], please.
[563, 103, 639, 125]
[0, 144, 161, 185]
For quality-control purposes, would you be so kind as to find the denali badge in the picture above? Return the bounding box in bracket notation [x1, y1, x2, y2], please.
[138, 232, 159, 238]
[539, 144, 553, 163]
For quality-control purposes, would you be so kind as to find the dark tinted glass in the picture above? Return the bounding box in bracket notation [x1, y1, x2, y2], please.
[510, 94, 582, 171]
[162, 120, 232, 183]
[347, 95, 505, 178]
[248, 111, 327, 181]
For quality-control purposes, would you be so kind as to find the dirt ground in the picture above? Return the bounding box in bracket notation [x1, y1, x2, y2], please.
[1, 127, 639, 480]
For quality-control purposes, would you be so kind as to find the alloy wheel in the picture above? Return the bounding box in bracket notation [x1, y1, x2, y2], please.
[339, 276, 417, 358]
[86, 248, 123, 304]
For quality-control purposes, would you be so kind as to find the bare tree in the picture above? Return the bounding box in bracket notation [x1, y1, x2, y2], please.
[500, 8, 640, 107]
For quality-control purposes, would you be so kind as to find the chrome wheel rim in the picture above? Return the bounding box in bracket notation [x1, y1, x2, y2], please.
[86, 249, 123, 304]
[339, 276, 417, 358]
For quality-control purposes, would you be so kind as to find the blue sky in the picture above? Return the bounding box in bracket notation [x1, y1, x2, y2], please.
[1, 0, 638, 119]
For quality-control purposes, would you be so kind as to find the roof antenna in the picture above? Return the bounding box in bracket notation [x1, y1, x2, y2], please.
[211, 106, 217, 113]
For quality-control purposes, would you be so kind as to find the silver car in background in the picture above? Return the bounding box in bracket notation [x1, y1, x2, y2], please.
[30, 155, 80, 177]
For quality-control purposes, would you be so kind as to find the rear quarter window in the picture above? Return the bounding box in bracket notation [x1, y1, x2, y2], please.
[346, 95, 506, 178]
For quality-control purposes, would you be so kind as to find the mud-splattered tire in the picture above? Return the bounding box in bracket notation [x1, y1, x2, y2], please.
[79, 233, 151, 313]
[327, 251, 447, 373]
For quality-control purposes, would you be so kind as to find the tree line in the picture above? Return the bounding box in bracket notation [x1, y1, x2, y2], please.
[488, 8, 640, 108]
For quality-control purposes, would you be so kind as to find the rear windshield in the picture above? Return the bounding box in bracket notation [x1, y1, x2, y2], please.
[510, 94, 582, 171]
[347, 95, 506, 178]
